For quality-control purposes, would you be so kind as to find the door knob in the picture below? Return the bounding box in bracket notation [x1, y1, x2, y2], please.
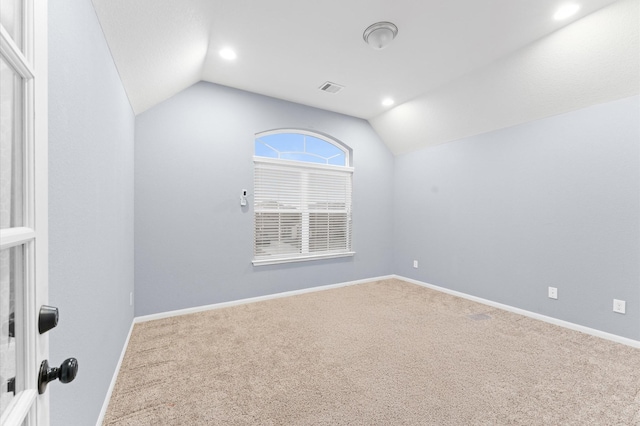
[38, 358, 78, 394]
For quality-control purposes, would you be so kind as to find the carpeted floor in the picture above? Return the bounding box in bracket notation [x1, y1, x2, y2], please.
[103, 279, 640, 425]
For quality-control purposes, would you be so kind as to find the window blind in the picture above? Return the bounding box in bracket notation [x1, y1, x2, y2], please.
[253, 159, 353, 265]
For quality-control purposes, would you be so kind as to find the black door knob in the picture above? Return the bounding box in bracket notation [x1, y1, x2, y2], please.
[38, 358, 78, 394]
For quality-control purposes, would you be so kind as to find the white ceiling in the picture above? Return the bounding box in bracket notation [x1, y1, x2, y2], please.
[372, 0, 639, 154]
[92, 0, 636, 153]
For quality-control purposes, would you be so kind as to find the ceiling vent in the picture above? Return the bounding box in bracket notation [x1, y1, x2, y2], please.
[319, 81, 344, 94]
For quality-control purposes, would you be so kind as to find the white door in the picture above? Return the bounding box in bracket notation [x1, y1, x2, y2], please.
[0, 0, 50, 425]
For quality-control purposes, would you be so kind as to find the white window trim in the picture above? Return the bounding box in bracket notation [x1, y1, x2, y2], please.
[252, 251, 355, 267]
[253, 156, 354, 173]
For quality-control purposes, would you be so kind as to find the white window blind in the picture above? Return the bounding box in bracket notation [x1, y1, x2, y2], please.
[253, 158, 353, 265]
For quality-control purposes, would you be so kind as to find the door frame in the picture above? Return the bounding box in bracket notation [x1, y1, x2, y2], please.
[0, 0, 48, 424]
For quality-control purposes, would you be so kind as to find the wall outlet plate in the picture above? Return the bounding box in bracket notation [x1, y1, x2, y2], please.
[548, 287, 558, 299]
[413, 260, 418, 268]
[613, 299, 626, 314]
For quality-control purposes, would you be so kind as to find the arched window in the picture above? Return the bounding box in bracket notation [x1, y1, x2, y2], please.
[253, 130, 354, 265]
[255, 130, 350, 166]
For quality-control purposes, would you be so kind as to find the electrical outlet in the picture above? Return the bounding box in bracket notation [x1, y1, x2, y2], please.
[548, 287, 558, 299]
[613, 299, 626, 314]
[413, 260, 418, 268]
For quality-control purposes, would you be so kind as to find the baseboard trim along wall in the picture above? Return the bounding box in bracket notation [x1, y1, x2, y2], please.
[396, 275, 640, 349]
[96, 275, 393, 424]
[96, 321, 135, 426]
[98, 273, 639, 423]
[134, 275, 396, 324]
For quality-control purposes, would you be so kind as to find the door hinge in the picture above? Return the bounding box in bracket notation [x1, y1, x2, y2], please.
[7, 377, 15, 395]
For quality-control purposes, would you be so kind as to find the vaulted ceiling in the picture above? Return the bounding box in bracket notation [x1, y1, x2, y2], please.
[92, 0, 638, 154]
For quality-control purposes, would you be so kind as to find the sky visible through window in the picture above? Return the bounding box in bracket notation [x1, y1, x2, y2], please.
[255, 133, 346, 166]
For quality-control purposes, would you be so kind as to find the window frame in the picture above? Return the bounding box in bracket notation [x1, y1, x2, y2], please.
[252, 130, 354, 266]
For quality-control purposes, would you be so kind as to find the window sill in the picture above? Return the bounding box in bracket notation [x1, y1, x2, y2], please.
[252, 251, 355, 266]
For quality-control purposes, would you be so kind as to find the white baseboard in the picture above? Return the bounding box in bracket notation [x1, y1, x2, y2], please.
[99, 273, 638, 424]
[96, 320, 135, 426]
[98, 275, 392, 424]
[395, 275, 640, 349]
[134, 275, 396, 323]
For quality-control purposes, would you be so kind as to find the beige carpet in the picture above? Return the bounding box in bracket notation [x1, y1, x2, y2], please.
[103, 279, 640, 425]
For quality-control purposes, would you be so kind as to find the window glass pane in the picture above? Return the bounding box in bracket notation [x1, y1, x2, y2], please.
[0, 1, 23, 52]
[0, 246, 23, 417]
[309, 213, 348, 253]
[254, 141, 278, 159]
[328, 153, 346, 166]
[255, 132, 347, 166]
[0, 56, 24, 229]
[254, 212, 301, 257]
[305, 136, 344, 161]
[258, 133, 304, 153]
[309, 213, 329, 252]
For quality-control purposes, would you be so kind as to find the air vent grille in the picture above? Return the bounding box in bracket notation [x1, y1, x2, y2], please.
[319, 81, 344, 94]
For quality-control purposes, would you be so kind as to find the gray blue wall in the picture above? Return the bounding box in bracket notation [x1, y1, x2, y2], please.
[394, 96, 640, 340]
[45, 5, 639, 422]
[134, 82, 395, 316]
[136, 83, 639, 341]
[49, 0, 135, 425]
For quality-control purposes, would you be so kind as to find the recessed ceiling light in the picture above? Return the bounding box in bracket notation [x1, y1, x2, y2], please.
[553, 3, 580, 20]
[219, 48, 237, 60]
[382, 98, 395, 106]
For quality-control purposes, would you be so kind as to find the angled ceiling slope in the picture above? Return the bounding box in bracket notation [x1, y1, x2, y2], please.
[372, 0, 640, 154]
[92, 0, 637, 153]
